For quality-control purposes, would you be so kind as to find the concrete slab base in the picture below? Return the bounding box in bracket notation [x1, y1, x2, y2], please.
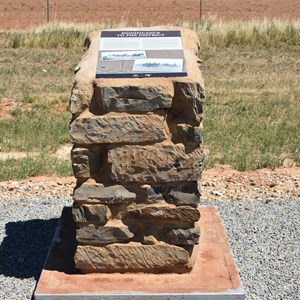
[34, 206, 245, 299]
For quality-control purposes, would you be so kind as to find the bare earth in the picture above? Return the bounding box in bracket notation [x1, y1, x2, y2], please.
[0, 0, 299, 29]
[0, 166, 299, 201]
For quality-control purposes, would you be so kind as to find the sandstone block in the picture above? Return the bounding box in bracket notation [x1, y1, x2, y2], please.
[71, 145, 103, 178]
[140, 184, 164, 203]
[108, 142, 203, 183]
[70, 26, 205, 119]
[75, 242, 191, 273]
[123, 204, 200, 226]
[143, 235, 159, 245]
[166, 227, 200, 245]
[98, 85, 173, 112]
[71, 146, 89, 178]
[74, 183, 136, 204]
[70, 84, 94, 116]
[70, 113, 166, 144]
[176, 124, 202, 145]
[167, 190, 200, 207]
[72, 204, 111, 225]
[168, 82, 204, 127]
[76, 223, 134, 245]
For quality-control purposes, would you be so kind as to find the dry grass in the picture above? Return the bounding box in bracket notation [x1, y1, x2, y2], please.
[202, 46, 300, 170]
[0, 20, 299, 179]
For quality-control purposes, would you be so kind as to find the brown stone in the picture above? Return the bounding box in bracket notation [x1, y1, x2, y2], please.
[143, 235, 158, 245]
[70, 112, 166, 144]
[140, 184, 164, 203]
[74, 183, 136, 204]
[76, 223, 134, 245]
[166, 226, 200, 245]
[69, 84, 94, 116]
[123, 204, 200, 226]
[74, 242, 191, 273]
[34, 207, 245, 296]
[138, 182, 201, 206]
[71, 145, 103, 178]
[167, 190, 200, 207]
[176, 124, 203, 145]
[108, 142, 203, 183]
[172, 82, 205, 126]
[98, 85, 173, 113]
[71, 146, 89, 178]
[72, 204, 111, 225]
[69, 27, 205, 118]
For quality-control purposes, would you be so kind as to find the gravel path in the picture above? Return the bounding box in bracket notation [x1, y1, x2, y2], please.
[0, 170, 299, 300]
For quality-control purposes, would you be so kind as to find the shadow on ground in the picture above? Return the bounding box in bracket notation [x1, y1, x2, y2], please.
[0, 218, 59, 280]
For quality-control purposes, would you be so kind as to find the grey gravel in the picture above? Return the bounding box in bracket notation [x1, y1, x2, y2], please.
[0, 197, 72, 300]
[0, 195, 299, 300]
[202, 198, 300, 300]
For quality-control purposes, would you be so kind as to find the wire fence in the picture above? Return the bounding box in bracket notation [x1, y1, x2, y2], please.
[1, 0, 297, 29]
[0, 0, 203, 29]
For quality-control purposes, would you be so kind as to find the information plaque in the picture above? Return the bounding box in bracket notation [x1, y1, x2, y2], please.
[96, 30, 187, 78]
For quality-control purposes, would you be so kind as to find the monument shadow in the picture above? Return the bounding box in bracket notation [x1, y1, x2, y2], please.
[0, 207, 78, 280]
[0, 217, 59, 280]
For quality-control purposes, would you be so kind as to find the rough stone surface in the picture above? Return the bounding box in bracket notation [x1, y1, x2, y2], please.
[176, 124, 202, 145]
[143, 235, 159, 245]
[98, 85, 174, 112]
[140, 184, 164, 203]
[69, 27, 205, 117]
[69, 84, 94, 116]
[67, 26, 205, 275]
[123, 204, 200, 225]
[71, 145, 103, 179]
[72, 204, 111, 224]
[108, 142, 203, 182]
[138, 182, 201, 205]
[76, 223, 134, 245]
[167, 190, 200, 207]
[74, 183, 136, 203]
[71, 146, 89, 178]
[70, 112, 166, 144]
[75, 243, 191, 273]
[166, 227, 200, 245]
[168, 82, 204, 127]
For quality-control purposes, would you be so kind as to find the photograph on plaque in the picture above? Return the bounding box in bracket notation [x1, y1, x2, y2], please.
[101, 51, 147, 61]
[133, 58, 183, 73]
[96, 30, 187, 78]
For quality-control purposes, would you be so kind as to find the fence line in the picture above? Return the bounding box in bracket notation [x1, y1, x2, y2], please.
[0, 0, 203, 28]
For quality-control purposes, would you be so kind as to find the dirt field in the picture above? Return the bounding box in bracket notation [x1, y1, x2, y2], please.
[0, 0, 299, 29]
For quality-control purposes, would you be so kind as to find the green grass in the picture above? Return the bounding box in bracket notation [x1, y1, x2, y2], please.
[0, 155, 71, 180]
[0, 20, 299, 179]
[0, 108, 70, 152]
[202, 46, 300, 170]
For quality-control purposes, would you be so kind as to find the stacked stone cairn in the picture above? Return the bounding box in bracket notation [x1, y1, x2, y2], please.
[69, 27, 205, 273]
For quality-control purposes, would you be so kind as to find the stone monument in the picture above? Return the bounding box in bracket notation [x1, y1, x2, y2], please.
[69, 26, 205, 273]
[34, 26, 245, 300]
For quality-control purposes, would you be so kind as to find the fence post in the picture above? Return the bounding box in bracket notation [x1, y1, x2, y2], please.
[200, 0, 203, 22]
[47, 0, 50, 22]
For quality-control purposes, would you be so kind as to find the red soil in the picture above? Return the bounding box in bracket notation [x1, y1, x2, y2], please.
[0, 0, 299, 29]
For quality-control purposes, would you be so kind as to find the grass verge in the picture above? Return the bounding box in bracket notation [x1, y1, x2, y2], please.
[0, 20, 299, 179]
[202, 46, 300, 170]
[0, 155, 71, 180]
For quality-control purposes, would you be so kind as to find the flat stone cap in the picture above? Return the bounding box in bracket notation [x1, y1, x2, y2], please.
[70, 26, 204, 115]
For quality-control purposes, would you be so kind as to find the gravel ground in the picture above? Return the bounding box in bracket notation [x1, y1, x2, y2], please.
[0, 170, 299, 300]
